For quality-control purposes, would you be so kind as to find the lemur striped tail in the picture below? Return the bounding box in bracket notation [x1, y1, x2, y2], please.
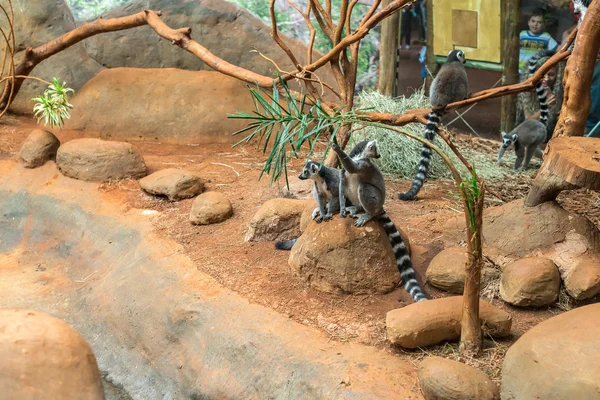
[275, 238, 297, 250]
[379, 212, 427, 302]
[398, 110, 441, 201]
[527, 50, 554, 127]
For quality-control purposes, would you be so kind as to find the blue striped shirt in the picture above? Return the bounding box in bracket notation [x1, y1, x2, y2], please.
[519, 30, 558, 72]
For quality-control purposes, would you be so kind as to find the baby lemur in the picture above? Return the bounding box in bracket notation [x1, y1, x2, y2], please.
[333, 140, 427, 303]
[399, 49, 469, 201]
[498, 119, 546, 170]
[275, 160, 346, 250]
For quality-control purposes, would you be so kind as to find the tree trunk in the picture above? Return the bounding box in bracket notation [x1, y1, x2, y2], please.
[500, 0, 521, 133]
[553, 0, 600, 137]
[424, 0, 435, 93]
[459, 183, 485, 356]
[526, 136, 600, 206]
[377, 0, 400, 96]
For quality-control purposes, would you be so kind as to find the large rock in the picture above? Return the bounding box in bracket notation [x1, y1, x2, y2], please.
[289, 217, 414, 295]
[139, 168, 205, 201]
[426, 247, 467, 294]
[501, 303, 600, 400]
[245, 198, 314, 242]
[0, 309, 104, 399]
[190, 191, 233, 225]
[559, 254, 600, 300]
[386, 296, 512, 349]
[19, 129, 60, 168]
[419, 357, 499, 400]
[443, 200, 600, 279]
[500, 257, 560, 307]
[82, 0, 335, 96]
[56, 138, 147, 182]
[64, 68, 258, 144]
[7, 0, 102, 114]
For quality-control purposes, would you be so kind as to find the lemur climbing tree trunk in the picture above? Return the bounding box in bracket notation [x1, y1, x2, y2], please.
[526, 0, 600, 207]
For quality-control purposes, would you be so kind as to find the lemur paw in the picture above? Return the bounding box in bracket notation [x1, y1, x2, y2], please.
[311, 208, 321, 220]
[340, 209, 347, 218]
[314, 215, 323, 223]
[323, 213, 333, 222]
[332, 143, 341, 152]
[354, 215, 370, 227]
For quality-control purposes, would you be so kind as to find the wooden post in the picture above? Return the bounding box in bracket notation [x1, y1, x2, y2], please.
[424, 0, 436, 92]
[500, 0, 520, 133]
[378, 0, 400, 96]
[553, 0, 600, 138]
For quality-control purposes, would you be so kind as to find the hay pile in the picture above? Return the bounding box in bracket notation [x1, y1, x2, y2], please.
[352, 90, 541, 183]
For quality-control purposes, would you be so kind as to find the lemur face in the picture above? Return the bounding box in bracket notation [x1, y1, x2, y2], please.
[299, 160, 319, 180]
[447, 49, 466, 64]
[365, 140, 381, 159]
[501, 133, 518, 148]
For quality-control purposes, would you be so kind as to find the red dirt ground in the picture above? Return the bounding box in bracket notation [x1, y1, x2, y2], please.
[2, 113, 599, 384]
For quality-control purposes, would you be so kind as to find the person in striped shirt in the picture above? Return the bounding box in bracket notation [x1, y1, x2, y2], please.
[519, 9, 559, 75]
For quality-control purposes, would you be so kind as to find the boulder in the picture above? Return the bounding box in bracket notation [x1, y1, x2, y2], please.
[7, 0, 102, 113]
[426, 247, 467, 294]
[190, 192, 233, 225]
[386, 296, 512, 348]
[245, 198, 313, 242]
[56, 138, 147, 181]
[0, 309, 104, 399]
[501, 303, 600, 400]
[19, 129, 60, 168]
[559, 254, 600, 300]
[64, 68, 258, 144]
[443, 199, 600, 269]
[139, 168, 204, 201]
[82, 0, 336, 95]
[500, 257, 560, 307]
[419, 356, 499, 400]
[289, 217, 413, 295]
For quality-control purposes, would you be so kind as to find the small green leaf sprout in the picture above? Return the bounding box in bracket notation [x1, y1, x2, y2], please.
[31, 77, 75, 129]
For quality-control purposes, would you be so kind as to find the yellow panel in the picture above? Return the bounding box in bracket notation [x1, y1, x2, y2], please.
[432, 0, 501, 64]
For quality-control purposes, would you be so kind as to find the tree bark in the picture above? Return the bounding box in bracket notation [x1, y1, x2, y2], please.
[424, 0, 435, 93]
[459, 182, 485, 356]
[526, 136, 600, 206]
[500, 0, 521, 133]
[377, 0, 400, 96]
[553, 0, 600, 137]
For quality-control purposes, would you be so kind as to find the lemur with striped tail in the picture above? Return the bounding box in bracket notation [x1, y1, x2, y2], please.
[399, 49, 469, 201]
[498, 50, 555, 169]
[332, 140, 427, 303]
[275, 160, 346, 250]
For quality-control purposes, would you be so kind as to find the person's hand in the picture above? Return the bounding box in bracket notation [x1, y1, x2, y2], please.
[547, 93, 557, 107]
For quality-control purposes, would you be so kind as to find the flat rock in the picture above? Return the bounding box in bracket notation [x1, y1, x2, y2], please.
[426, 247, 467, 294]
[289, 217, 414, 295]
[500, 257, 560, 307]
[0, 309, 104, 399]
[245, 198, 313, 242]
[139, 168, 205, 201]
[190, 192, 232, 225]
[561, 254, 600, 300]
[501, 303, 600, 400]
[64, 68, 259, 144]
[19, 129, 60, 168]
[419, 356, 499, 400]
[56, 138, 147, 182]
[386, 296, 512, 348]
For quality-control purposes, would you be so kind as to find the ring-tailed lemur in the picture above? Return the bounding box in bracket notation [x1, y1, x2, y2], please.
[528, 49, 555, 128]
[399, 49, 469, 201]
[274, 160, 346, 250]
[333, 140, 427, 303]
[497, 49, 558, 169]
[498, 119, 546, 170]
[572, 1, 593, 50]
